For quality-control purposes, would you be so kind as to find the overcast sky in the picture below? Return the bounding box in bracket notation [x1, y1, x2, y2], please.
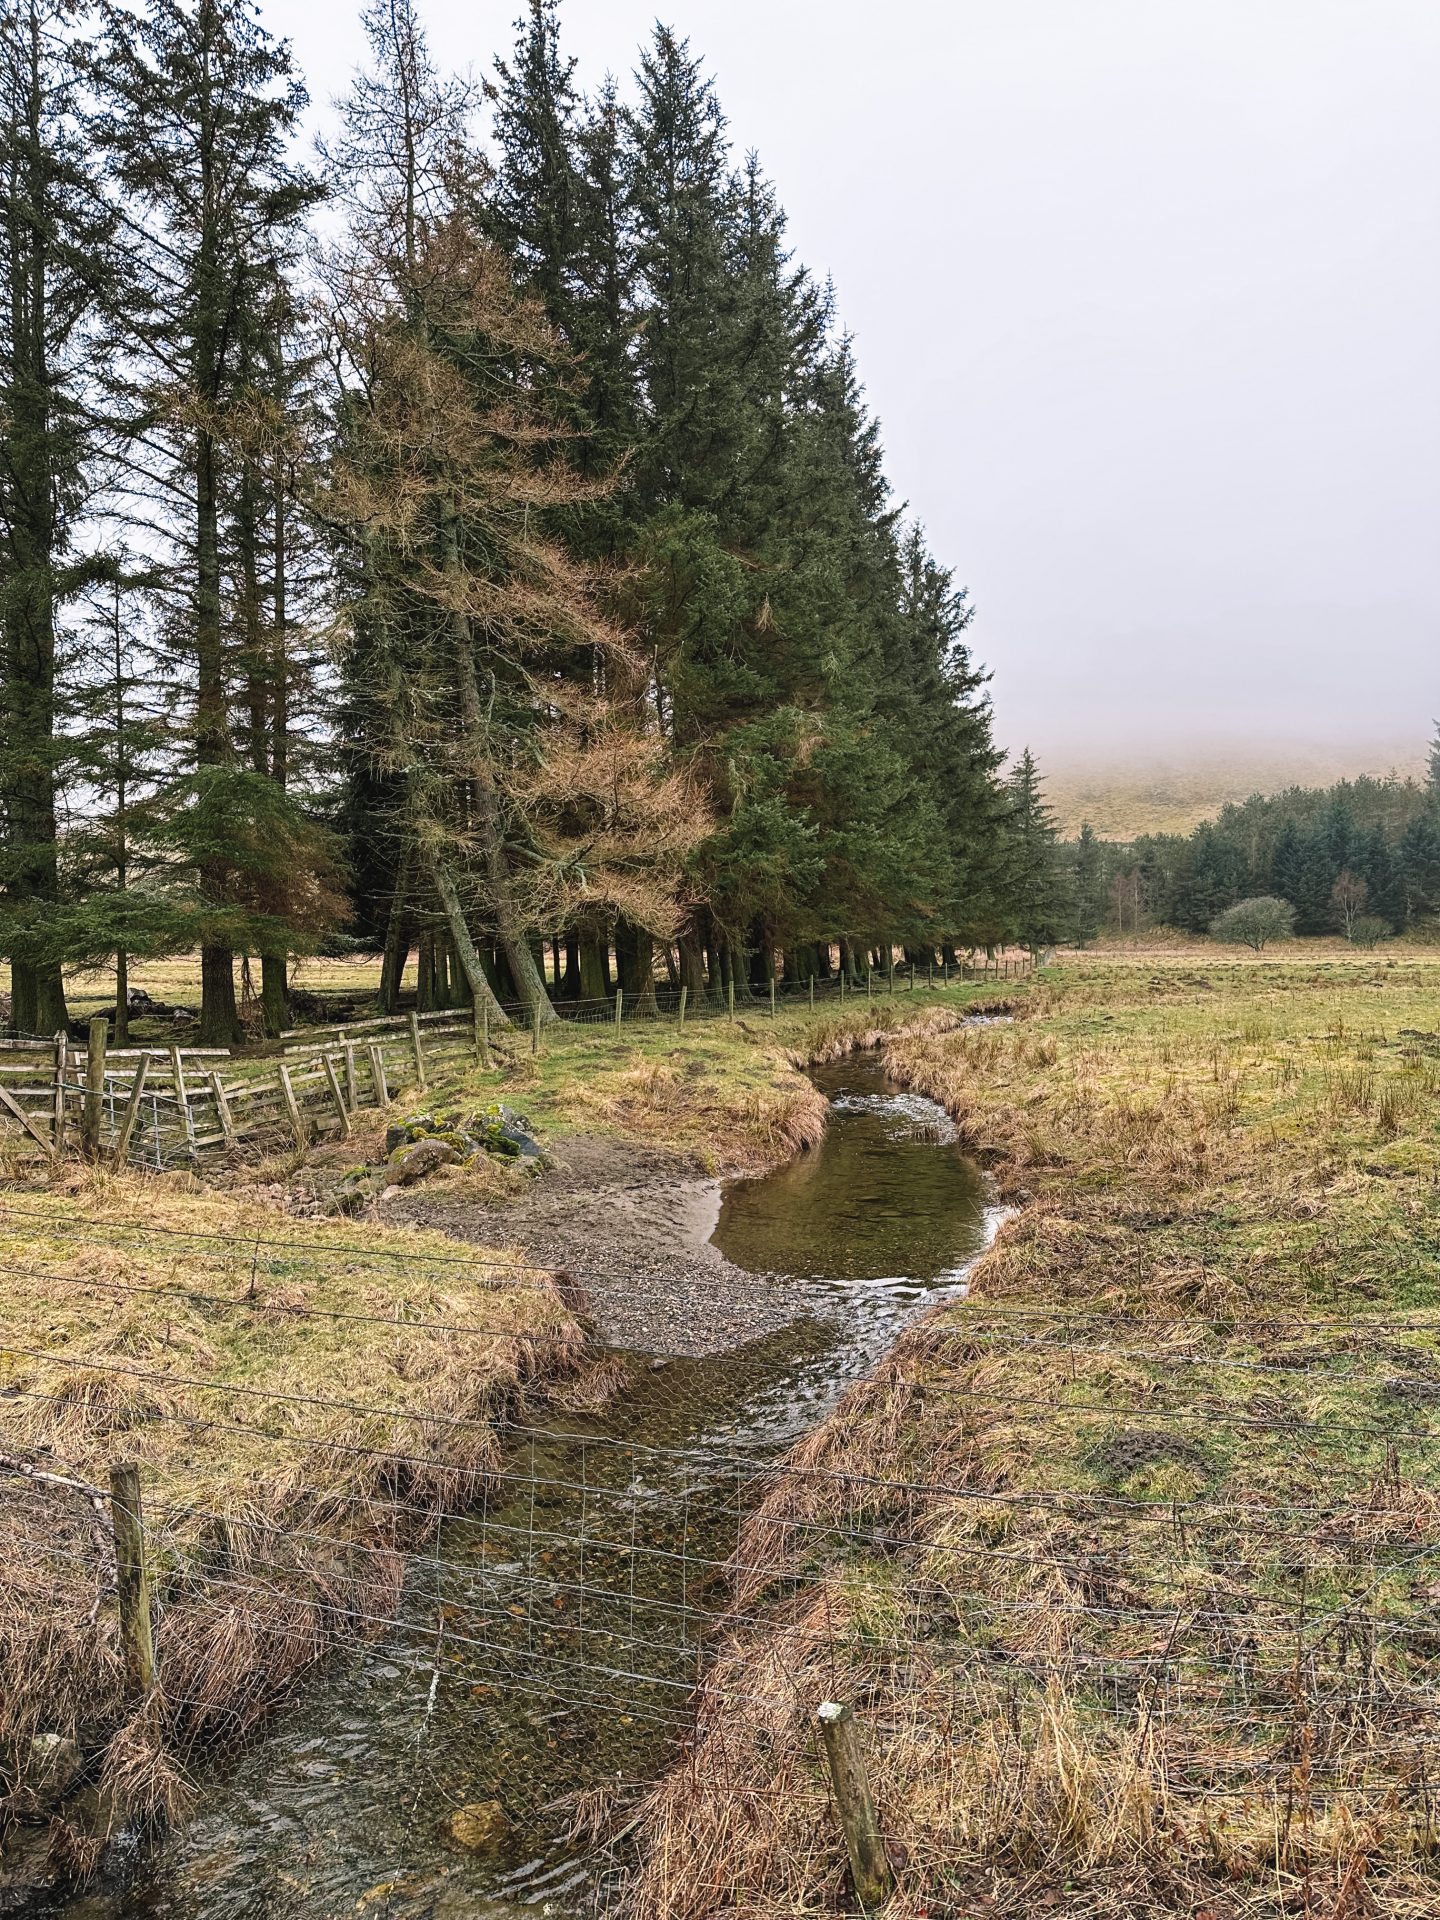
[267, 0, 1440, 771]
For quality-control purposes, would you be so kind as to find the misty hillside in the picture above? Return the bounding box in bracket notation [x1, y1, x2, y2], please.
[1044, 740, 1426, 839]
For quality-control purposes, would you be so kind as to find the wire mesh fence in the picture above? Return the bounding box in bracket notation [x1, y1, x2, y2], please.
[4, 1200, 1440, 1908]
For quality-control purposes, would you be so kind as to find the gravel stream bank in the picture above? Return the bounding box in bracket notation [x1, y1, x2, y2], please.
[390, 1133, 823, 1356]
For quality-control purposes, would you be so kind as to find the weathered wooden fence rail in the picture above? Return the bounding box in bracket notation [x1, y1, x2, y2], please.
[0, 950, 1039, 1165]
[0, 1007, 484, 1168]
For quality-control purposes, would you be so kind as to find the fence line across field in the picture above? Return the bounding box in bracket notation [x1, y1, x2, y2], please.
[0, 954, 1036, 1168]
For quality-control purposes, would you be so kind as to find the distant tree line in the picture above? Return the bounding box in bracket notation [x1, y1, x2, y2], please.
[1057, 740, 1440, 945]
[0, 0, 1053, 1042]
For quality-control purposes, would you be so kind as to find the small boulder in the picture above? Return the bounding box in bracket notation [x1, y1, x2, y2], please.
[28, 1731, 81, 1802]
[441, 1799, 509, 1851]
[386, 1137, 460, 1187]
[385, 1112, 435, 1155]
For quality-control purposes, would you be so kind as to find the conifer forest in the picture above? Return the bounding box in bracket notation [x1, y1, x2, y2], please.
[0, 0, 1058, 1044]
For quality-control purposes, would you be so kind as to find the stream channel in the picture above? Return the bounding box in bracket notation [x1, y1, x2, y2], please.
[50, 1050, 994, 1920]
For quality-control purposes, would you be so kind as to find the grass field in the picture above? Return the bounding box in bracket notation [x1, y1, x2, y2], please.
[0, 978, 1002, 1876]
[443, 985, 1004, 1173]
[631, 946, 1440, 1919]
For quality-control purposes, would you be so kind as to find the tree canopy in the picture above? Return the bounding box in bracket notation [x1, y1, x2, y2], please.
[0, 0, 1049, 1037]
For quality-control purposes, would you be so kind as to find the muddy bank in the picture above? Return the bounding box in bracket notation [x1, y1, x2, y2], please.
[390, 1133, 830, 1355]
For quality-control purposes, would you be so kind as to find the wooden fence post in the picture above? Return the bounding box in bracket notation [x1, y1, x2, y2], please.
[343, 1039, 358, 1109]
[769, 978, 777, 1019]
[368, 1042, 389, 1106]
[531, 999, 541, 1056]
[678, 985, 688, 1029]
[407, 1011, 427, 1090]
[112, 1057, 150, 1167]
[727, 979, 735, 1021]
[322, 1055, 351, 1138]
[866, 967, 872, 1000]
[81, 1015, 108, 1160]
[277, 1062, 306, 1146]
[615, 988, 623, 1031]
[809, 976, 815, 1010]
[53, 1032, 68, 1154]
[110, 1461, 156, 1696]
[169, 1046, 194, 1155]
[816, 1701, 891, 1910]
[208, 1070, 237, 1151]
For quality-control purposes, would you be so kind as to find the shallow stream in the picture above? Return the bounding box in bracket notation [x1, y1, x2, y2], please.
[48, 1052, 991, 1920]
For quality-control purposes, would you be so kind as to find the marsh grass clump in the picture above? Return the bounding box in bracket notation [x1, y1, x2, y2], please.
[629, 950, 1440, 1918]
[0, 1176, 584, 1867]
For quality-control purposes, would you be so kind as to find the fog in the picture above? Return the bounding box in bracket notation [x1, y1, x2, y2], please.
[268, 0, 1440, 773]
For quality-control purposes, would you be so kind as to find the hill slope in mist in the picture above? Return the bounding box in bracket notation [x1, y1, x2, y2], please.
[1043, 740, 1426, 839]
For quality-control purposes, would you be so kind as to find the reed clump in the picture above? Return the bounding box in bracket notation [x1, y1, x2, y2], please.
[0, 1174, 584, 1870]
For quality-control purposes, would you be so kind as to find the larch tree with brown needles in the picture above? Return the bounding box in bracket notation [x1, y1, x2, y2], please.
[324, 0, 703, 1024]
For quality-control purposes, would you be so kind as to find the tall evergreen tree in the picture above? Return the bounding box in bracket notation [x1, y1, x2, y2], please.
[328, 0, 702, 1025]
[94, 0, 320, 1042]
[0, 0, 113, 1033]
[1002, 749, 1061, 950]
[1070, 821, 1103, 946]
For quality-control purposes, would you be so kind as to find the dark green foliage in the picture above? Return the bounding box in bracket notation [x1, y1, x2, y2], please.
[1114, 764, 1440, 938]
[1069, 823, 1103, 947]
[3, 0, 1030, 1037]
[1001, 750, 1064, 950]
[0, 0, 116, 1031]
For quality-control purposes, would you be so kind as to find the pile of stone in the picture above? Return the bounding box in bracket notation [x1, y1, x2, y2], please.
[335, 1103, 546, 1210]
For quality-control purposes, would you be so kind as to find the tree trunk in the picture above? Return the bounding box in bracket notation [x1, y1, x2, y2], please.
[416, 929, 437, 1011]
[260, 952, 287, 1036]
[379, 898, 411, 1014]
[114, 950, 129, 1047]
[2, 10, 68, 1040]
[201, 947, 238, 1046]
[442, 507, 556, 1023]
[561, 935, 580, 1000]
[578, 921, 609, 1001]
[679, 931, 707, 1000]
[428, 859, 510, 1025]
[620, 921, 658, 1015]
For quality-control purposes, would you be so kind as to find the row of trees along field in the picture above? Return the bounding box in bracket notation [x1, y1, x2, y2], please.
[1057, 740, 1440, 946]
[0, 0, 1059, 1045]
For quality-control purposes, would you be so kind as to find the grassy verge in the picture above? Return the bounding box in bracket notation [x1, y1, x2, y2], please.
[631, 950, 1440, 1919]
[379, 983, 1011, 1177]
[0, 1172, 582, 1868]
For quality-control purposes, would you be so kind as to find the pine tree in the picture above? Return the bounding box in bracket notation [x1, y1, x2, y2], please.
[328, 0, 702, 1024]
[95, 0, 320, 1042]
[0, 0, 114, 1033]
[1357, 825, 1406, 931]
[68, 569, 176, 1042]
[1002, 749, 1062, 950]
[1070, 822, 1103, 946]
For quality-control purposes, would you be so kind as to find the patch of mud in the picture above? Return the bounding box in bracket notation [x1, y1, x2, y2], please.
[1086, 1427, 1210, 1478]
[389, 1134, 822, 1357]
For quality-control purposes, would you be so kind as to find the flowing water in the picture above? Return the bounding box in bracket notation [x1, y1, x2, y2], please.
[46, 1052, 992, 1920]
